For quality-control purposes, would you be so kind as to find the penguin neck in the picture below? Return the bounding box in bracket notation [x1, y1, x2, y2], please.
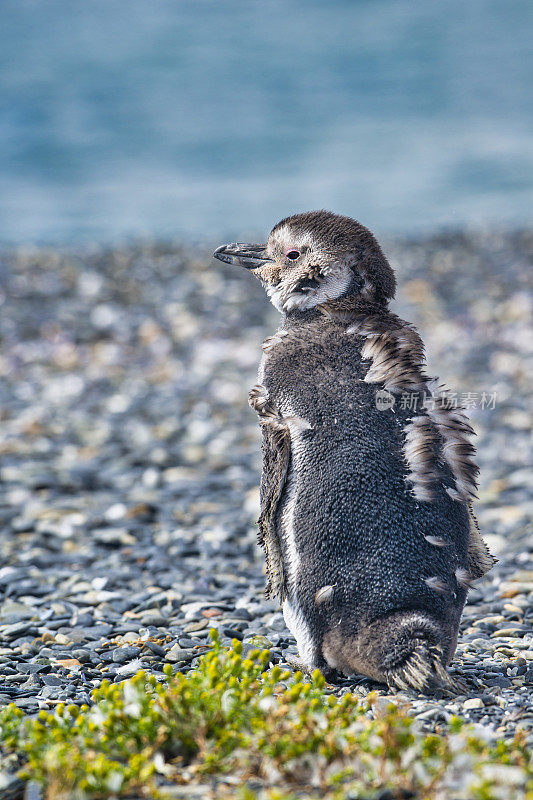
[282, 294, 390, 327]
[282, 306, 323, 324]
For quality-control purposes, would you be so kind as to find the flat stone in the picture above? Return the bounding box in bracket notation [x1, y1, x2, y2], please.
[17, 663, 48, 675]
[112, 646, 142, 663]
[463, 698, 484, 709]
[13, 697, 40, 709]
[0, 621, 35, 638]
[183, 620, 209, 633]
[485, 677, 511, 689]
[116, 659, 144, 676]
[71, 649, 92, 663]
[144, 642, 166, 656]
[41, 675, 64, 687]
[493, 626, 532, 637]
[139, 613, 168, 627]
[165, 646, 196, 664]
[177, 638, 202, 648]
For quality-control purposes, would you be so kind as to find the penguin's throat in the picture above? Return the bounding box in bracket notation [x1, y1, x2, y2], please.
[267, 266, 356, 313]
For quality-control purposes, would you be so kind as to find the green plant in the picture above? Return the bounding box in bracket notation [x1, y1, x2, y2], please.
[0, 630, 530, 799]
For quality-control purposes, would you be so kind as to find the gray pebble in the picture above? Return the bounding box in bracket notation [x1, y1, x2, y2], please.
[112, 646, 142, 663]
[116, 659, 144, 676]
[41, 675, 64, 687]
[144, 642, 166, 656]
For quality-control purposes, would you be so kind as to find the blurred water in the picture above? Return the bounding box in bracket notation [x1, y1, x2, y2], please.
[0, 0, 531, 244]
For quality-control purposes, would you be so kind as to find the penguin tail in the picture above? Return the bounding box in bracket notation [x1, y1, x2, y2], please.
[322, 610, 452, 693]
[382, 629, 450, 693]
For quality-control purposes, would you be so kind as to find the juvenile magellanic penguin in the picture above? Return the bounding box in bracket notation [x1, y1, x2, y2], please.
[214, 211, 494, 692]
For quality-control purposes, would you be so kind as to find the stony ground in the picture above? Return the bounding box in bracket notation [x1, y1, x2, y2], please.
[0, 230, 531, 760]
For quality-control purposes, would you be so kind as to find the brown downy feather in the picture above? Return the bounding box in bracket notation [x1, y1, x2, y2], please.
[249, 385, 290, 600]
[322, 611, 452, 693]
[403, 416, 442, 502]
[385, 640, 450, 692]
[424, 382, 479, 502]
[320, 299, 480, 507]
[466, 503, 496, 578]
[317, 297, 493, 579]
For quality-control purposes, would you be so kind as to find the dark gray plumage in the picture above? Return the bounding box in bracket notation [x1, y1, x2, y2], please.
[214, 210, 494, 691]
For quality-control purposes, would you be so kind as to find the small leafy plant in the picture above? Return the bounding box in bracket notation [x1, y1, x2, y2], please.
[0, 630, 530, 799]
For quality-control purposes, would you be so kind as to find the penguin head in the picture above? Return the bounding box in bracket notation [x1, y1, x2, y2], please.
[214, 210, 396, 313]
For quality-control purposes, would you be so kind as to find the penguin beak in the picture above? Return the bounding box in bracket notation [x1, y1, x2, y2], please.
[213, 243, 273, 270]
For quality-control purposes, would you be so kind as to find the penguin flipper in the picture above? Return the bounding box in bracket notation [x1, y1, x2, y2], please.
[249, 385, 291, 601]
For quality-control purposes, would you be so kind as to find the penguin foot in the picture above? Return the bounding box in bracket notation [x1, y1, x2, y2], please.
[284, 655, 342, 684]
[283, 654, 313, 674]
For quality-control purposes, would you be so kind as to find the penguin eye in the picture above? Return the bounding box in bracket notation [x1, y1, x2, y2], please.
[285, 249, 300, 261]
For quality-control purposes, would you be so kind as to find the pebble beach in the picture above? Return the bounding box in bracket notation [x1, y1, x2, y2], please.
[0, 229, 532, 786]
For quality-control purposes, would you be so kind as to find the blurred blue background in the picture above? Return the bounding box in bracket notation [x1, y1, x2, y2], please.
[1, 0, 531, 244]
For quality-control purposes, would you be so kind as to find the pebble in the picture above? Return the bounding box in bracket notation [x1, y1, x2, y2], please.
[40, 675, 63, 687]
[116, 659, 144, 677]
[463, 698, 484, 710]
[144, 642, 166, 656]
[523, 669, 533, 684]
[93, 527, 136, 546]
[112, 646, 142, 663]
[165, 646, 197, 664]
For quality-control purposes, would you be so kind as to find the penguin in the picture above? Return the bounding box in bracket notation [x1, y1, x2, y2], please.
[214, 210, 494, 692]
